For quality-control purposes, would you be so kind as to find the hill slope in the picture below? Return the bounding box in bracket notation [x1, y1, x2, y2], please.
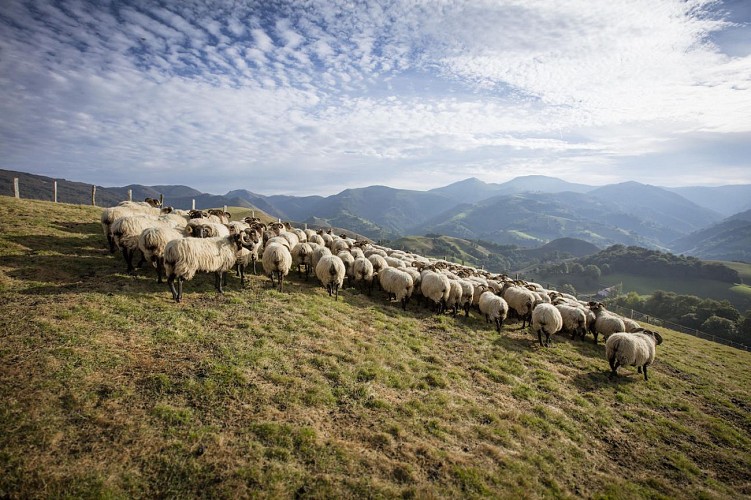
[670, 209, 751, 262]
[1, 195, 750, 498]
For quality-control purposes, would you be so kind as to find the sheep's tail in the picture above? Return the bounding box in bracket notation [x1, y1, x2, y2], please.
[329, 262, 337, 276]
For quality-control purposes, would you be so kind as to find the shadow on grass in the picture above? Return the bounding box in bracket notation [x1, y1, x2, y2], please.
[50, 221, 102, 235]
[572, 368, 639, 392]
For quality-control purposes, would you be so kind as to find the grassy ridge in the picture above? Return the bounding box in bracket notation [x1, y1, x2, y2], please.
[1, 196, 750, 498]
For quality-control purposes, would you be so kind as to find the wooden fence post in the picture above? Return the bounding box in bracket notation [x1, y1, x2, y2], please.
[91, 185, 96, 206]
[159, 194, 164, 206]
[13, 178, 19, 198]
[53, 181, 57, 203]
[223, 205, 227, 213]
[192, 199, 196, 210]
[128, 189, 132, 201]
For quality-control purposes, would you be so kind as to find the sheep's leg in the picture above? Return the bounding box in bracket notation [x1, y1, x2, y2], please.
[214, 271, 223, 293]
[401, 297, 407, 311]
[235, 262, 241, 277]
[167, 274, 178, 301]
[252, 259, 257, 275]
[485, 313, 489, 324]
[239, 264, 246, 286]
[135, 251, 146, 269]
[156, 257, 165, 284]
[495, 317, 501, 333]
[335, 284, 339, 301]
[642, 365, 648, 381]
[176, 277, 184, 303]
[464, 303, 470, 318]
[608, 358, 620, 379]
[107, 233, 116, 253]
[278, 272, 284, 292]
[122, 247, 134, 274]
[546, 332, 552, 347]
[269, 272, 276, 288]
[593, 332, 599, 345]
[538, 329, 544, 347]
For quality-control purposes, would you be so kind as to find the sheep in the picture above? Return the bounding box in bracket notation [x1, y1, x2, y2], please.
[315, 255, 346, 300]
[164, 233, 251, 302]
[111, 214, 170, 274]
[555, 303, 588, 340]
[186, 220, 230, 238]
[378, 267, 414, 310]
[458, 280, 475, 317]
[138, 225, 184, 283]
[337, 250, 355, 286]
[291, 242, 314, 279]
[531, 303, 563, 347]
[351, 256, 374, 293]
[588, 302, 626, 344]
[623, 318, 642, 332]
[234, 229, 262, 286]
[262, 242, 293, 292]
[478, 291, 509, 332]
[606, 329, 664, 381]
[502, 285, 537, 328]
[420, 269, 451, 314]
[100, 203, 162, 252]
[445, 279, 463, 316]
[311, 245, 332, 271]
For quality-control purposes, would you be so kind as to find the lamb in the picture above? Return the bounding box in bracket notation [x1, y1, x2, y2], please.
[606, 329, 664, 381]
[315, 254, 346, 300]
[138, 225, 184, 283]
[378, 267, 414, 310]
[588, 302, 626, 344]
[164, 233, 251, 302]
[420, 269, 451, 314]
[478, 291, 509, 332]
[351, 256, 374, 293]
[262, 242, 293, 292]
[531, 303, 563, 347]
[555, 303, 588, 340]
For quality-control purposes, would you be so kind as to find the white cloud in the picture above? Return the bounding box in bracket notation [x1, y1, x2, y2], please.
[0, 0, 749, 196]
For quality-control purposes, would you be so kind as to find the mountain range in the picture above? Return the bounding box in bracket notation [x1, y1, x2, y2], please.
[2, 168, 750, 262]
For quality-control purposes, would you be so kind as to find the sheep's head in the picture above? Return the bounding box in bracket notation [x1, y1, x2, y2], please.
[189, 210, 207, 219]
[644, 329, 664, 345]
[145, 197, 162, 207]
[160, 206, 174, 214]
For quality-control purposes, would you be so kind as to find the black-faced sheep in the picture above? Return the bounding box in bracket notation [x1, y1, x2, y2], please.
[378, 267, 414, 310]
[589, 302, 626, 344]
[262, 242, 293, 292]
[606, 329, 664, 381]
[478, 291, 509, 333]
[315, 254, 346, 300]
[531, 303, 563, 347]
[164, 233, 252, 302]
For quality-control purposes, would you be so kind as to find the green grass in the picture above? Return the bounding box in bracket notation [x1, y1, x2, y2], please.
[1, 196, 751, 498]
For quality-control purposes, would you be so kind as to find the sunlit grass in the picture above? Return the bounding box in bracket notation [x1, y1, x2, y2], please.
[0, 196, 750, 498]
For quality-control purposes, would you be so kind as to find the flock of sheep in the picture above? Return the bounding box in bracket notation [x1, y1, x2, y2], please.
[100, 199, 664, 381]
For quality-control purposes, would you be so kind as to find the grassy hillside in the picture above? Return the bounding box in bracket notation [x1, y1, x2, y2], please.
[1, 196, 750, 498]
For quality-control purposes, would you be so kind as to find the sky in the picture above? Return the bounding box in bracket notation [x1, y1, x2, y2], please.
[1, 0, 750, 196]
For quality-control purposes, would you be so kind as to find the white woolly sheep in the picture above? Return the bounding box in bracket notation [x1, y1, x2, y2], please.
[623, 318, 642, 332]
[262, 242, 293, 292]
[111, 214, 172, 274]
[478, 291, 509, 332]
[555, 304, 588, 340]
[445, 279, 464, 317]
[101, 203, 162, 252]
[531, 303, 563, 347]
[351, 257, 375, 293]
[315, 254, 346, 300]
[310, 245, 332, 271]
[234, 229, 262, 286]
[458, 280, 475, 317]
[503, 285, 537, 328]
[138, 225, 184, 283]
[164, 233, 251, 302]
[589, 302, 626, 344]
[337, 251, 355, 286]
[420, 270, 451, 314]
[291, 242, 314, 280]
[606, 329, 664, 381]
[378, 267, 414, 310]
